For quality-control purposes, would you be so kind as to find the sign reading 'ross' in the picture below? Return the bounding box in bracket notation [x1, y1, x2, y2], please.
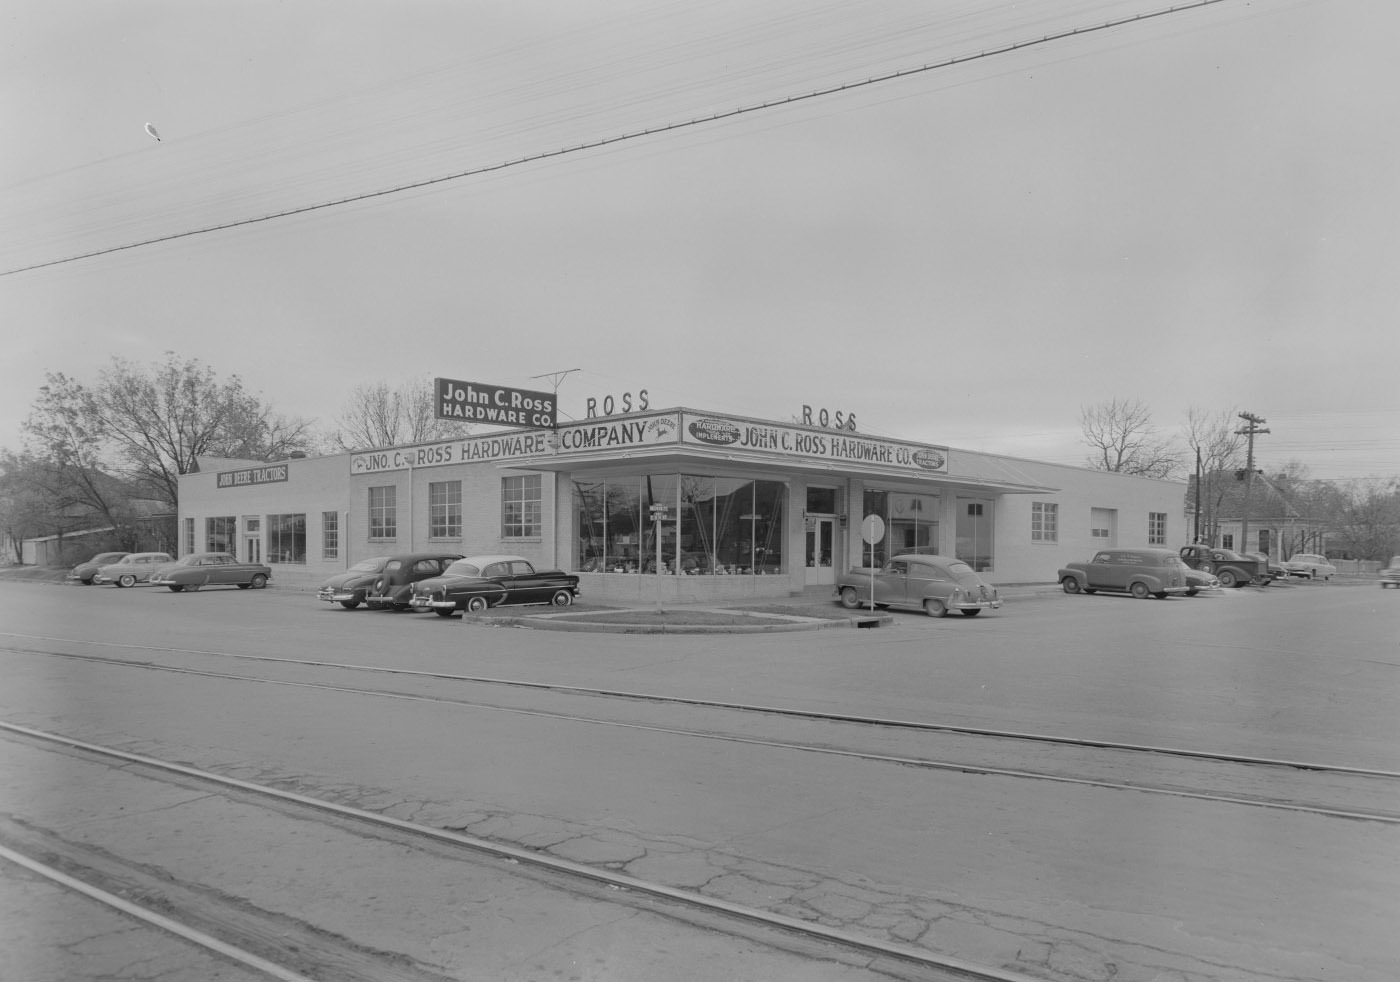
[435, 377, 557, 430]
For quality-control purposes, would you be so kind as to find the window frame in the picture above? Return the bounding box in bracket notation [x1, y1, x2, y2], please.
[502, 474, 542, 539]
[428, 480, 463, 539]
[322, 511, 339, 560]
[1031, 501, 1058, 543]
[369, 486, 397, 540]
[1148, 511, 1167, 546]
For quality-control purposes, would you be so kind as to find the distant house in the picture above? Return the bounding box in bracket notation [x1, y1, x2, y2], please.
[1187, 474, 1328, 558]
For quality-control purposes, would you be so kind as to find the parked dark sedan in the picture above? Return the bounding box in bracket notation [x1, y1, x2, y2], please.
[149, 553, 272, 591]
[316, 556, 395, 609]
[409, 554, 581, 616]
[67, 551, 130, 584]
[360, 552, 464, 610]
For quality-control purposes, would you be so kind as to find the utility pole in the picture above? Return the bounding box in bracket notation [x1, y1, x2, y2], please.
[1235, 412, 1269, 554]
[1193, 445, 1202, 543]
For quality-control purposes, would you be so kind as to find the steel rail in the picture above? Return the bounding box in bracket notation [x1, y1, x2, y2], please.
[0, 842, 317, 982]
[4, 632, 1398, 781]
[0, 721, 1043, 982]
[3, 652, 1398, 824]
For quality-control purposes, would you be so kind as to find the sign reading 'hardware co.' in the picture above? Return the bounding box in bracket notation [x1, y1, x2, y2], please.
[216, 464, 289, 489]
[435, 377, 557, 430]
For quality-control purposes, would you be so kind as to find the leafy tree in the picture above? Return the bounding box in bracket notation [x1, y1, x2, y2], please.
[330, 377, 475, 451]
[1080, 398, 1182, 479]
[23, 353, 315, 511]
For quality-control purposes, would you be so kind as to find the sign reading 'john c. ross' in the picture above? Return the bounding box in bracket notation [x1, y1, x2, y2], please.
[434, 377, 557, 430]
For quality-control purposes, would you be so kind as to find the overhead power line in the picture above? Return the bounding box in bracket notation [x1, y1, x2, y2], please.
[2, 0, 1227, 278]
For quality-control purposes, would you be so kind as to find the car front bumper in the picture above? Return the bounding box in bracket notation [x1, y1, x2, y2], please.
[317, 589, 363, 603]
[408, 596, 454, 610]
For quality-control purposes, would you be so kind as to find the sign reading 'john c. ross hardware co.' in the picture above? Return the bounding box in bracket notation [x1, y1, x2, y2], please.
[435, 377, 557, 430]
[681, 413, 949, 473]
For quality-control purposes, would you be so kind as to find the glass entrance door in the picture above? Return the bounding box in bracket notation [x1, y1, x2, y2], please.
[805, 518, 836, 585]
[244, 534, 262, 564]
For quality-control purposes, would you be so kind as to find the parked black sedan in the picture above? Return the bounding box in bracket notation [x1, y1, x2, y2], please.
[409, 554, 580, 616]
[363, 553, 464, 610]
[316, 553, 463, 610]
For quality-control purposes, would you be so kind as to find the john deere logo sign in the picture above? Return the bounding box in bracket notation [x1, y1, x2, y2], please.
[912, 449, 947, 470]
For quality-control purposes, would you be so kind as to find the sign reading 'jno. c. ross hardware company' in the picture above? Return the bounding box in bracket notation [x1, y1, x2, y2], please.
[435, 377, 557, 430]
[216, 464, 289, 489]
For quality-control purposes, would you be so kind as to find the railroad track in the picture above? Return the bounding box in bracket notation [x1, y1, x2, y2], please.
[0, 721, 1041, 982]
[5, 635, 1399, 825]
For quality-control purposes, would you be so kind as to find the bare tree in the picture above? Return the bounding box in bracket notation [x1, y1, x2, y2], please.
[1327, 479, 1400, 561]
[1080, 398, 1182, 479]
[1181, 407, 1246, 542]
[331, 377, 475, 451]
[23, 354, 316, 511]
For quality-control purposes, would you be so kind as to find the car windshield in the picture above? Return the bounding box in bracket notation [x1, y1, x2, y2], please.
[349, 558, 390, 573]
[444, 561, 482, 577]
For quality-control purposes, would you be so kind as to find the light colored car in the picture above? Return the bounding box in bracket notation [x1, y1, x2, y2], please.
[1058, 547, 1189, 599]
[149, 552, 272, 591]
[1285, 553, 1337, 581]
[834, 553, 1001, 617]
[67, 551, 130, 584]
[1379, 557, 1400, 589]
[92, 552, 174, 587]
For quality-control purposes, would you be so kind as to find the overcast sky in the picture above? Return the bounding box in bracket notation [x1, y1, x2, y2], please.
[3, 0, 1396, 483]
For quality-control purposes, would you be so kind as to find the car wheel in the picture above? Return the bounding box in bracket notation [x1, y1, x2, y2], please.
[434, 608, 457, 618]
[1130, 581, 1150, 599]
[924, 599, 947, 618]
[1061, 577, 1081, 595]
[1217, 570, 1238, 588]
[167, 584, 184, 592]
[186, 583, 201, 592]
[1185, 588, 1198, 597]
[118, 574, 136, 588]
[960, 608, 981, 617]
[81, 576, 95, 585]
[466, 595, 488, 613]
[839, 587, 860, 609]
[250, 573, 268, 589]
[339, 600, 360, 609]
[551, 590, 574, 607]
[1154, 591, 1168, 599]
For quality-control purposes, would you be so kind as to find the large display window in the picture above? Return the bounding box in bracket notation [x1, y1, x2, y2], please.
[574, 473, 785, 575]
[860, 489, 941, 567]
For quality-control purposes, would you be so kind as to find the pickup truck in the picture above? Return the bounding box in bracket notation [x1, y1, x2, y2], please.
[1178, 544, 1273, 588]
[1380, 557, 1400, 589]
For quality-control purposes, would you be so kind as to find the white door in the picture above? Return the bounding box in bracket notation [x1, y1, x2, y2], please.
[805, 518, 836, 586]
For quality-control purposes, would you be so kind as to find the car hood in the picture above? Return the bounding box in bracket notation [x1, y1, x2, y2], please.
[319, 571, 379, 590]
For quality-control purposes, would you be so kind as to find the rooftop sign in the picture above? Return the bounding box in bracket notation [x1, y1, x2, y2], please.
[435, 377, 556, 430]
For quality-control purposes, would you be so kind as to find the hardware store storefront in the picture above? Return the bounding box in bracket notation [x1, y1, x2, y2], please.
[178, 407, 1186, 602]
